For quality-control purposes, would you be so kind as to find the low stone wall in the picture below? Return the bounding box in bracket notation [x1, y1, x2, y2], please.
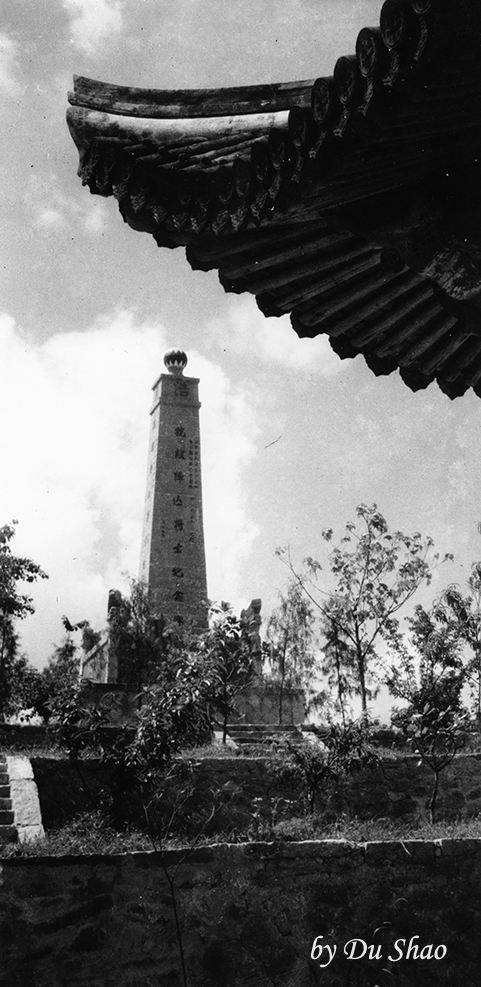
[0, 838, 480, 986]
[331, 751, 481, 821]
[30, 752, 481, 835]
[30, 755, 299, 833]
[189, 752, 481, 823]
[0, 724, 50, 749]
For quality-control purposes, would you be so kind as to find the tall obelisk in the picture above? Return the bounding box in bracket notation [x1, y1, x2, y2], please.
[139, 349, 208, 630]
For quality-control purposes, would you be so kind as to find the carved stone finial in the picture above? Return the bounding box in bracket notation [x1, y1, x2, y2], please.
[107, 588, 122, 615]
[164, 349, 188, 376]
[240, 599, 262, 654]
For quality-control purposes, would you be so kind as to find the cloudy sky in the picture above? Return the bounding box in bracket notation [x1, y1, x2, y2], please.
[2, 0, 481, 696]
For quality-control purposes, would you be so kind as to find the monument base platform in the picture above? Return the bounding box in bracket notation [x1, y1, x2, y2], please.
[232, 678, 305, 727]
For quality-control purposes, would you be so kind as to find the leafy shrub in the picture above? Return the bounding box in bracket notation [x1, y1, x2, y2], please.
[271, 721, 379, 814]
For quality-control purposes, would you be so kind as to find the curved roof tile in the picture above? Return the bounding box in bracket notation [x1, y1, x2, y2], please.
[67, 0, 481, 398]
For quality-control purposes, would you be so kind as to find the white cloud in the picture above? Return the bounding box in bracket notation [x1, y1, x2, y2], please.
[63, 0, 124, 56]
[24, 173, 110, 236]
[0, 32, 24, 126]
[213, 295, 343, 375]
[83, 198, 110, 233]
[191, 356, 260, 597]
[0, 33, 20, 97]
[0, 310, 258, 665]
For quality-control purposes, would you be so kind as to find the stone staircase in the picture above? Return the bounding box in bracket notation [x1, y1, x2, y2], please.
[226, 723, 301, 747]
[0, 754, 17, 843]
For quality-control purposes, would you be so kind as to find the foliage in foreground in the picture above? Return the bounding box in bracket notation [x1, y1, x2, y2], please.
[271, 720, 379, 814]
[0, 521, 48, 721]
[49, 595, 255, 834]
[14, 636, 81, 724]
[388, 602, 468, 821]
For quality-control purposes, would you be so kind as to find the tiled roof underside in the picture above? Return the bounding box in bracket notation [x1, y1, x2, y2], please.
[67, 0, 481, 399]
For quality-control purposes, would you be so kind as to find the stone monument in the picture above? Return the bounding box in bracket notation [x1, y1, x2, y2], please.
[139, 349, 208, 631]
[80, 350, 304, 725]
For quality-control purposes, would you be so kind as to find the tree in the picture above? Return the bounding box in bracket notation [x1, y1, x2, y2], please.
[266, 582, 321, 723]
[431, 562, 481, 726]
[318, 603, 356, 726]
[107, 579, 167, 697]
[9, 634, 81, 723]
[279, 504, 450, 720]
[387, 603, 467, 822]
[272, 720, 378, 815]
[39, 637, 81, 721]
[0, 521, 47, 720]
[199, 602, 254, 743]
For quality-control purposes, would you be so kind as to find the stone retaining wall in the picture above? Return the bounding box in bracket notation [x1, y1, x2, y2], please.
[325, 751, 481, 821]
[190, 752, 481, 822]
[30, 752, 481, 833]
[0, 838, 480, 986]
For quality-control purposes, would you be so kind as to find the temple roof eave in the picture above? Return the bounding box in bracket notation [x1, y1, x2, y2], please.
[67, 0, 481, 399]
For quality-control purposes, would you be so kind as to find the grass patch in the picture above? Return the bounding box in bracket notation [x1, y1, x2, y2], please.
[181, 741, 274, 759]
[3, 808, 481, 860]
[0, 810, 153, 858]
[271, 812, 481, 843]
[0, 742, 64, 758]
[180, 740, 241, 759]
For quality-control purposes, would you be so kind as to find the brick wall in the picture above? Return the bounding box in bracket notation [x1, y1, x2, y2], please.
[1, 838, 480, 986]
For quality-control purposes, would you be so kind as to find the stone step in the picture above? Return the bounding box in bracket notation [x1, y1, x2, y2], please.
[0, 809, 14, 825]
[0, 825, 17, 844]
[0, 797, 12, 811]
[230, 736, 279, 745]
[0, 773, 9, 786]
[227, 724, 300, 745]
[227, 723, 299, 733]
[0, 785, 10, 799]
[231, 736, 272, 745]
